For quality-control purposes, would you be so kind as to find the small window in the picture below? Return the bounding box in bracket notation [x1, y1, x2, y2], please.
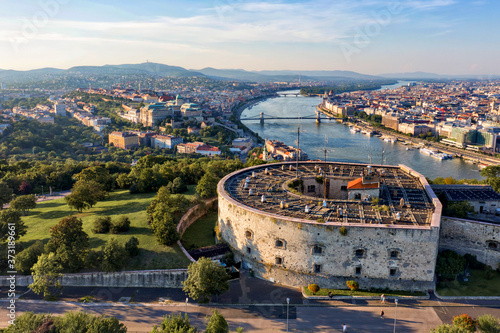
[390, 251, 400, 259]
[226, 219, 231, 227]
[313, 245, 323, 255]
[275, 257, 283, 265]
[308, 185, 316, 192]
[354, 193, 361, 200]
[341, 185, 347, 191]
[246, 247, 252, 254]
[355, 249, 365, 258]
[488, 242, 498, 249]
[389, 268, 397, 277]
[355, 267, 361, 275]
[245, 230, 253, 239]
[314, 264, 322, 273]
[275, 239, 284, 248]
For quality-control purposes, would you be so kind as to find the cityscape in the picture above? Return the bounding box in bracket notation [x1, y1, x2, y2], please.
[1, 1, 500, 332]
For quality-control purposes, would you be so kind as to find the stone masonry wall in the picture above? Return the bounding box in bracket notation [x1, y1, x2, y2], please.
[0, 269, 188, 288]
[218, 195, 439, 291]
[439, 217, 500, 268]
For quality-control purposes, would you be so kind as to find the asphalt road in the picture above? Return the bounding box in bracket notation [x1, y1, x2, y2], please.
[1, 274, 500, 332]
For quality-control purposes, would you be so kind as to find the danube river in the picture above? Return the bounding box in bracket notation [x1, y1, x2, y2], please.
[241, 85, 484, 180]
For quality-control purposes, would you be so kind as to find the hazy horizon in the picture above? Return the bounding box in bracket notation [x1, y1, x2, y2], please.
[1, 0, 499, 75]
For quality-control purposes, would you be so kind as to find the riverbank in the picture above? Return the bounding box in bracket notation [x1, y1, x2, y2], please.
[315, 106, 500, 167]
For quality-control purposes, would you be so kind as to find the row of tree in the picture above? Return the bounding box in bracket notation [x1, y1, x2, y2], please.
[5, 309, 244, 333]
[431, 313, 500, 333]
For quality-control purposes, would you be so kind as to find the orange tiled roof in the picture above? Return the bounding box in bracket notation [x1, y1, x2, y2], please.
[347, 178, 379, 190]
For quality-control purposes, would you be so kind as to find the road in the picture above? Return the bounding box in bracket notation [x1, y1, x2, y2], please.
[2, 297, 500, 332]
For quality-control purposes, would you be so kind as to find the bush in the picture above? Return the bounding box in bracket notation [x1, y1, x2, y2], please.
[477, 314, 500, 333]
[110, 216, 131, 234]
[125, 237, 140, 257]
[339, 226, 348, 236]
[101, 238, 128, 272]
[308, 284, 320, 294]
[452, 314, 476, 332]
[346, 280, 359, 291]
[92, 216, 111, 234]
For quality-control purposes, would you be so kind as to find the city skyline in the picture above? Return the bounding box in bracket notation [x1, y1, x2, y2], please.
[0, 0, 499, 75]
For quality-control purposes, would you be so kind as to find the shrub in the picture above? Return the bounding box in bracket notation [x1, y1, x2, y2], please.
[452, 314, 476, 332]
[477, 314, 500, 333]
[346, 280, 359, 291]
[315, 176, 323, 184]
[92, 216, 111, 234]
[308, 284, 320, 294]
[110, 216, 131, 234]
[125, 237, 140, 257]
[339, 226, 348, 236]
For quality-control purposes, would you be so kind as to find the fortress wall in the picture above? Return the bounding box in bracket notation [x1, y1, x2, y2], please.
[218, 195, 439, 291]
[439, 217, 500, 268]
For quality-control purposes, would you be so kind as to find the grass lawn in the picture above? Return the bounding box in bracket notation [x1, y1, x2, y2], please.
[18, 188, 196, 271]
[180, 212, 217, 250]
[303, 287, 426, 297]
[436, 269, 500, 296]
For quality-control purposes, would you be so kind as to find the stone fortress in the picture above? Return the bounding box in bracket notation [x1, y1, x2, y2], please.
[217, 161, 500, 291]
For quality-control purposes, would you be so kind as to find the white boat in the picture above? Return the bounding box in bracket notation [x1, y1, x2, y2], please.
[362, 130, 373, 136]
[420, 148, 436, 155]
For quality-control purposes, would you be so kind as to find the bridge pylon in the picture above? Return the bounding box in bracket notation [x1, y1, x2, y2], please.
[260, 112, 264, 125]
[316, 111, 321, 124]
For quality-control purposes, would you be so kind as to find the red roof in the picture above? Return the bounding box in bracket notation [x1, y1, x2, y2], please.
[347, 178, 379, 190]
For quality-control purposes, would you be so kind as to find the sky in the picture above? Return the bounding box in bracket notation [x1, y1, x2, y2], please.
[0, 0, 498, 75]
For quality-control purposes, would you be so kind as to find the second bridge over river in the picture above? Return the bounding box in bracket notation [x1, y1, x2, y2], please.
[241, 111, 325, 125]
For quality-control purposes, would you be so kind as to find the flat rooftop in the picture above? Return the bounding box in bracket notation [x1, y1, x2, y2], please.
[222, 162, 436, 226]
[431, 185, 500, 202]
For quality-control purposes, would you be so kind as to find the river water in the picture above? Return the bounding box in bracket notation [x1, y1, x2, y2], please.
[241, 84, 484, 180]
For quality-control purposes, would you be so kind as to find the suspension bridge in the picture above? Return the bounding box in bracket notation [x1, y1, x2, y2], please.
[241, 111, 324, 125]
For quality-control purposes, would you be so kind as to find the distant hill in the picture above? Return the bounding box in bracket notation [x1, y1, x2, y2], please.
[379, 72, 449, 79]
[69, 62, 206, 77]
[194, 67, 383, 82]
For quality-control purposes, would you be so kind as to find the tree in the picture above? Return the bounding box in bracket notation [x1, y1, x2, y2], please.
[15, 240, 45, 275]
[445, 201, 474, 219]
[436, 250, 467, 277]
[205, 310, 229, 333]
[3, 312, 51, 333]
[151, 213, 179, 245]
[125, 236, 140, 257]
[101, 238, 128, 272]
[182, 257, 230, 302]
[195, 172, 220, 199]
[75, 165, 115, 191]
[0, 208, 27, 242]
[150, 313, 198, 333]
[9, 194, 37, 215]
[5, 311, 127, 333]
[477, 314, 500, 333]
[65, 180, 107, 212]
[47, 216, 89, 272]
[18, 181, 33, 195]
[29, 252, 63, 298]
[0, 182, 13, 208]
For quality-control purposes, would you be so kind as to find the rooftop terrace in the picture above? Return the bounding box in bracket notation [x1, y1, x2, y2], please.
[221, 161, 437, 227]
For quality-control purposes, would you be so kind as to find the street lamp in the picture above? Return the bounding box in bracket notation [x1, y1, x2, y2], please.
[286, 297, 290, 333]
[185, 297, 188, 315]
[393, 298, 398, 333]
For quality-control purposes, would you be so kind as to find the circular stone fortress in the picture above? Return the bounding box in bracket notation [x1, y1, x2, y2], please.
[217, 161, 442, 291]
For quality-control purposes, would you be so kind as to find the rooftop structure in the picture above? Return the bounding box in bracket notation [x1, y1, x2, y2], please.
[222, 161, 438, 226]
